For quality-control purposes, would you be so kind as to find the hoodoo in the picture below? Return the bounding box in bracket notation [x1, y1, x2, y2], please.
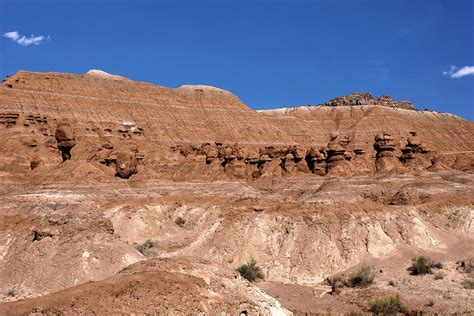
[55, 121, 76, 161]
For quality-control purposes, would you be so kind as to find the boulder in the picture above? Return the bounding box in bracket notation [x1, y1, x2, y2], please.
[260, 146, 282, 158]
[259, 154, 272, 162]
[244, 149, 260, 164]
[281, 153, 296, 172]
[115, 151, 138, 179]
[205, 146, 219, 164]
[292, 146, 306, 160]
[223, 146, 235, 159]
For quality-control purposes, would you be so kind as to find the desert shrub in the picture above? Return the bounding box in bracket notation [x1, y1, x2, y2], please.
[368, 294, 404, 315]
[175, 216, 186, 227]
[237, 259, 264, 282]
[408, 257, 431, 275]
[434, 272, 445, 280]
[30, 307, 62, 315]
[407, 256, 442, 275]
[6, 289, 16, 297]
[388, 280, 396, 287]
[425, 298, 435, 307]
[463, 279, 474, 289]
[327, 276, 345, 295]
[345, 266, 375, 288]
[327, 266, 375, 294]
[431, 261, 443, 269]
[457, 259, 474, 274]
[135, 239, 158, 257]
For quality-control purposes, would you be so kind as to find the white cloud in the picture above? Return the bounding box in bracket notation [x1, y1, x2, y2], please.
[451, 66, 474, 78]
[3, 30, 49, 46]
[3, 31, 20, 41]
[443, 65, 474, 79]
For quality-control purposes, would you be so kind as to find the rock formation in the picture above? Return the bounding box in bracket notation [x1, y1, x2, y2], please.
[325, 133, 354, 175]
[322, 92, 414, 109]
[115, 151, 138, 178]
[399, 131, 431, 169]
[54, 122, 76, 161]
[373, 132, 399, 172]
[305, 147, 327, 175]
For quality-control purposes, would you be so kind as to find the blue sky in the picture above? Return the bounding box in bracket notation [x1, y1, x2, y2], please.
[1, 0, 473, 120]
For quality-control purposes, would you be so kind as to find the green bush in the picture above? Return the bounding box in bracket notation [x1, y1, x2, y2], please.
[463, 279, 474, 289]
[135, 239, 159, 257]
[425, 298, 435, 307]
[368, 294, 404, 315]
[327, 276, 345, 295]
[457, 259, 474, 274]
[407, 256, 442, 275]
[237, 259, 264, 282]
[346, 266, 375, 288]
[175, 216, 186, 227]
[327, 266, 375, 295]
[6, 289, 16, 297]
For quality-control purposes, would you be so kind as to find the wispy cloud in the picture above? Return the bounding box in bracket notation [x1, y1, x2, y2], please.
[443, 65, 474, 79]
[3, 31, 49, 46]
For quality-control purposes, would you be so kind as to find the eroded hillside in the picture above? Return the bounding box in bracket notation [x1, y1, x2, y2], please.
[0, 70, 473, 315]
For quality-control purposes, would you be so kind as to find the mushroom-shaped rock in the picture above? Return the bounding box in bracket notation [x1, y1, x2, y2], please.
[244, 149, 260, 164]
[205, 146, 219, 163]
[374, 133, 397, 153]
[260, 146, 282, 158]
[234, 147, 245, 160]
[224, 159, 247, 178]
[115, 151, 138, 179]
[259, 154, 272, 162]
[407, 131, 422, 147]
[343, 151, 354, 160]
[55, 122, 76, 161]
[292, 146, 307, 160]
[373, 133, 401, 172]
[223, 147, 235, 159]
[327, 134, 351, 154]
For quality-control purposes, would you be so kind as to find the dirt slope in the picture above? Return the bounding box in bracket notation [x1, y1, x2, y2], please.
[259, 105, 474, 152]
[0, 257, 290, 315]
[0, 70, 292, 144]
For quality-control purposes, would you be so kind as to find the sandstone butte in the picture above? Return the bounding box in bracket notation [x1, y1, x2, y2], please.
[0, 70, 473, 315]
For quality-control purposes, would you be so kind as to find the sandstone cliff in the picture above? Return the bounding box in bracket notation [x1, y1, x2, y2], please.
[1, 70, 473, 183]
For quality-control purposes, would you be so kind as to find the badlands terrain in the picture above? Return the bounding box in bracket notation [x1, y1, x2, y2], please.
[0, 70, 473, 315]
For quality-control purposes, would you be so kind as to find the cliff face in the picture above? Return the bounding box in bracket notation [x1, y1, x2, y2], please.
[0, 70, 292, 144]
[0, 70, 473, 182]
[259, 105, 473, 152]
